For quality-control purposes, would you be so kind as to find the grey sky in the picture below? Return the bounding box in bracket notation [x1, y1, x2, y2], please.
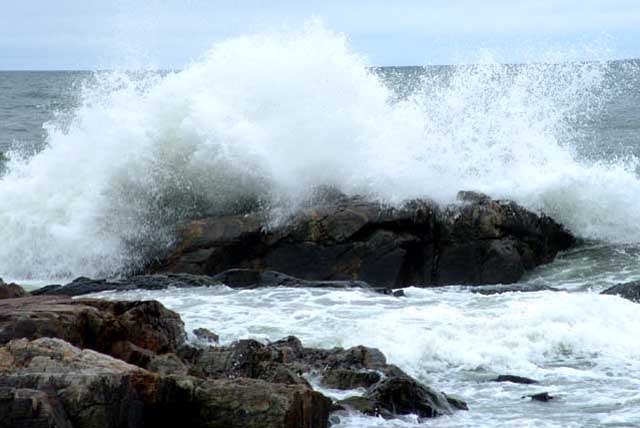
[1, 0, 639, 69]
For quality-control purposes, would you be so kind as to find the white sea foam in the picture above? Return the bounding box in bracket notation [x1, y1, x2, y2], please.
[1, 23, 639, 279]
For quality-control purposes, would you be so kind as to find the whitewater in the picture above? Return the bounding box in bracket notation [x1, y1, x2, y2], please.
[1, 24, 640, 427]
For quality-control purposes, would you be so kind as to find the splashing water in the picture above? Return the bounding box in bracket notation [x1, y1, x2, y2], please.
[1, 23, 639, 279]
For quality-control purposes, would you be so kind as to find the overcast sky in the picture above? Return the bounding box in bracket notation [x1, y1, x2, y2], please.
[2, 0, 640, 69]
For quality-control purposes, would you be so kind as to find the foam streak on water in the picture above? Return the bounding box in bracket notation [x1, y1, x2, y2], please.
[0, 23, 639, 279]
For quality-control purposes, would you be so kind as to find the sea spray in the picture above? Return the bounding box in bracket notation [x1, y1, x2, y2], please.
[0, 23, 639, 280]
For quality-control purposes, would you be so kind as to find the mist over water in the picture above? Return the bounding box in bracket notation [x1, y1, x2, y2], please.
[1, 23, 639, 279]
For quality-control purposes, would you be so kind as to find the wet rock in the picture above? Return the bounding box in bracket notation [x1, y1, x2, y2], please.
[212, 268, 373, 290]
[302, 344, 389, 371]
[524, 392, 555, 402]
[0, 280, 26, 300]
[0, 338, 331, 428]
[153, 192, 574, 287]
[470, 283, 560, 295]
[493, 375, 539, 384]
[365, 376, 465, 418]
[321, 368, 381, 390]
[601, 281, 640, 303]
[33, 269, 396, 297]
[0, 296, 186, 367]
[193, 327, 219, 343]
[31, 273, 222, 297]
[446, 395, 470, 411]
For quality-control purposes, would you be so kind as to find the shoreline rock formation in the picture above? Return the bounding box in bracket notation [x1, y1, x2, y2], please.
[0, 191, 579, 426]
[0, 295, 466, 427]
[151, 191, 575, 287]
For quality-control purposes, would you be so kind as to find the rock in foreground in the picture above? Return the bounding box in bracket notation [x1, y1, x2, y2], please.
[154, 192, 575, 287]
[601, 281, 640, 303]
[0, 280, 26, 300]
[0, 337, 330, 428]
[0, 296, 466, 426]
[0, 296, 186, 368]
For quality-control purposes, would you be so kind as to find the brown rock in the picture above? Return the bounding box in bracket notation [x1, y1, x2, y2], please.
[0, 296, 185, 367]
[0, 338, 332, 428]
[0, 280, 26, 300]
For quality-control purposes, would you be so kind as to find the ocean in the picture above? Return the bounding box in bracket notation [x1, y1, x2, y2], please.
[1, 26, 640, 427]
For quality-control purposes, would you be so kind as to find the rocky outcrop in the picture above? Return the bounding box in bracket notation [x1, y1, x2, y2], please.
[0, 297, 466, 425]
[33, 269, 403, 297]
[0, 280, 26, 300]
[0, 296, 186, 367]
[0, 338, 331, 428]
[153, 192, 575, 287]
[601, 281, 640, 303]
[183, 336, 467, 420]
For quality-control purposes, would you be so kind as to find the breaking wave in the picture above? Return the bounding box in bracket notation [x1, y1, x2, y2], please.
[1, 23, 639, 279]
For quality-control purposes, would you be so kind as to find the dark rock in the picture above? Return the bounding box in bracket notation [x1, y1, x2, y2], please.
[0, 296, 186, 368]
[0, 387, 74, 428]
[470, 283, 560, 295]
[183, 336, 466, 420]
[365, 376, 465, 418]
[446, 395, 469, 411]
[602, 281, 640, 303]
[153, 192, 574, 287]
[0, 338, 331, 428]
[193, 327, 219, 343]
[212, 268, 373, 290]
[524, 392, 555, 402]
[31, 273, 222, 297]
[33, 269, 390, 297]
[321, 368, 381, 390]
[493, 375, 539, 385]
[0, 280, 26, 300]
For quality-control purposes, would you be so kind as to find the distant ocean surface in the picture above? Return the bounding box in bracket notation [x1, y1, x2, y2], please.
[1, 26, 640, 427]
[2, 62, 639, 159]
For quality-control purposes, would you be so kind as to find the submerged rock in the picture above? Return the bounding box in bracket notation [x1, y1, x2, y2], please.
[524, 392, 555, 402]
[492, 375, 539, 384]
[470, 283, 560, 295]
[601, 281, 640, 303]
[153, 191, 575, 287]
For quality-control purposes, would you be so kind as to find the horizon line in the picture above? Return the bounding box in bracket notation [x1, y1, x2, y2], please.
[1, 57, 639, 73]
